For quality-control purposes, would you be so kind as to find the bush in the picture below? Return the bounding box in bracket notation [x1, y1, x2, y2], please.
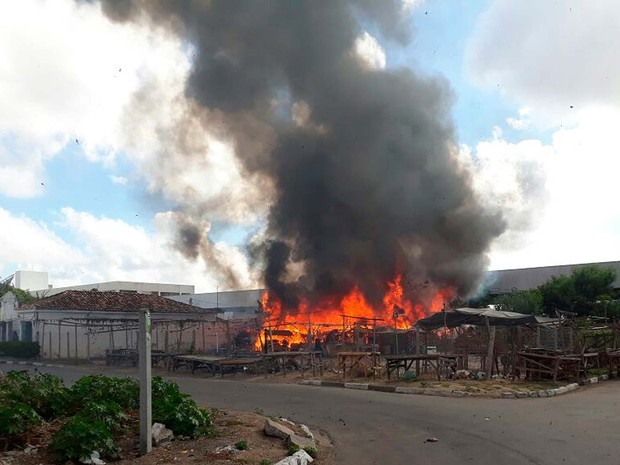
[0, 401, 42, 437]
[152, 376, 212, 438]
[287, 444, 300, 456]
[0, 341, 40, 358]
[153, 397, 212, 438]
[50, 415, 119, 463]
[303, 447, 318, 458]
[0, 371, 70, 419]
[399, 371, 417, 382]
[234, 440, 248, 450]
[69, 375, 139, 411]
[80, 400, 128, 434]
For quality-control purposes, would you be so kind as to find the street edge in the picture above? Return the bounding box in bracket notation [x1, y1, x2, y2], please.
[300, 372, 617, 399]
[0, 358, 66, 369]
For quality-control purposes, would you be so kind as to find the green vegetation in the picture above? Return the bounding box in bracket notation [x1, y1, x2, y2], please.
[50, 415, 120, 462]
[0, 283, 36, 303]
[399, 371, 417, 382]
[303, 446, 318, 458]
[259, 460, 272, 465]
[235, 439, 249, 450]
[485, 265, 619, 317]
[0, 371, 213, 461]
[0, 341, 41, 358]
[287, 444, 300, 455]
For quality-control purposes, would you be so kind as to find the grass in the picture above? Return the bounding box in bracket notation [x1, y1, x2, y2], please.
[235, 440, 249, 450]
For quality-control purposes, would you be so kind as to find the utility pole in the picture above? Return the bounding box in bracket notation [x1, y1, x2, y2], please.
[138, 309, 152, 455]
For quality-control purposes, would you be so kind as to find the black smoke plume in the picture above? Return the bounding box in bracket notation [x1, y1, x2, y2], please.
[100, 0, 505, 307]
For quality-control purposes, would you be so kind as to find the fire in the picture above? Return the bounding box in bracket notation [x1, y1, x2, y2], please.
[255, 275, 452, 352]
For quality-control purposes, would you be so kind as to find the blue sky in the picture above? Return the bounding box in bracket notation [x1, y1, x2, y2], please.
[1, 0, 619, 292]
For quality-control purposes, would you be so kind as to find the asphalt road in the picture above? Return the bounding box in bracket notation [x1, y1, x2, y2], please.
[12, 365, 620, 465]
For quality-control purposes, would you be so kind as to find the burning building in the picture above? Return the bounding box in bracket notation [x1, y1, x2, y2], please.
[101, 0, 507, 350]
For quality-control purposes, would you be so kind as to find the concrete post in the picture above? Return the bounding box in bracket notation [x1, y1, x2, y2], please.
[139, 309, 152, 455]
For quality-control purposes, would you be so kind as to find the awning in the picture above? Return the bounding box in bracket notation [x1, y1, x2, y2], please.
[415, 307, 550, 331]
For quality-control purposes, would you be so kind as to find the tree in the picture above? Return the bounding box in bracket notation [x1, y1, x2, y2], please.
[494, 289, 544, 315]
[538, 266, 617, 317]
[0, 283, 36, 304]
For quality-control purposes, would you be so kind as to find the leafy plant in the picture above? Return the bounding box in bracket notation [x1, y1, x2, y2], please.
[152, 376, 212, 438]
[50, 415, 119, 462]
[0, 401, 42, 437]
[235, 440, 248, 450]
[303, 447, 318, 458]
[0, 370, 70, 419]
[154, 397, 212, 438]
[287, 444, 300, 456]
[80, 400, 128, 434]
[259, 460, 272, 465]
[69, 375, 139, 411]
[399, 371, 417, 382]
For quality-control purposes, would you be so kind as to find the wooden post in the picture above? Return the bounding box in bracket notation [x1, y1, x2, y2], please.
[485, 317, 496, 380]
[138, 309, 152, 455]
[41, 322, 46, 358]
[415, 328, 421, 355]
[201, 322, 206, 352]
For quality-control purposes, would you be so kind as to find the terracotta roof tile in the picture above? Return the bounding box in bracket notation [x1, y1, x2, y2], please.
[22, 290, 208, 314]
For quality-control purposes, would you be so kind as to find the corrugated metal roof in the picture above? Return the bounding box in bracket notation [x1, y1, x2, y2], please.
[22, 290, 211, 313]
[487, 260, 620, 293]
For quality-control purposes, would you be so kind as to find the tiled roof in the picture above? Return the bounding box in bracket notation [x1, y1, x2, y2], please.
[21, 290, 210, 313]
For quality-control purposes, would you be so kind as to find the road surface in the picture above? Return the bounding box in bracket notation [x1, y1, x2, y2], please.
[11, 365, 619, 465]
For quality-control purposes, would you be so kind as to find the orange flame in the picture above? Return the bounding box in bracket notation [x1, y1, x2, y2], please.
[255, 274, 452, 351]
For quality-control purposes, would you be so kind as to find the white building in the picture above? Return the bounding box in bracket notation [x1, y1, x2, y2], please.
[0, 291, 19, 342]
[32, 280, 194, 298]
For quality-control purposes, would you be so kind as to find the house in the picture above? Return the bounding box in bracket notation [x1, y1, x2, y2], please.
[0, 291, 19, 342]
[18, 290, 217, 359]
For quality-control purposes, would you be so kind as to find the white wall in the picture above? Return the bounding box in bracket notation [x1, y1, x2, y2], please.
[34, 281, 195, 297]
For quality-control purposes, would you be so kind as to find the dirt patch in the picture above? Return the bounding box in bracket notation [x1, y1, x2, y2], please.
[0, 411, 334, 465]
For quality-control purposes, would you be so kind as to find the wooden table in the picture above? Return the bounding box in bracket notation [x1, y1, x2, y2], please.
[171, 355, 263, 376]
[607, 349, 620, 377]
[262, 351, 323, 377]
[105, 349, 169, 367]
[516, 351, 583, 381]
[337, 351, 381, 380]
[385, 354, 462, 381]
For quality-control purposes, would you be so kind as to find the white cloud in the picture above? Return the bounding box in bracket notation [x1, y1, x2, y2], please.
[354, 31, 387, 70]
[506, 107, 531, 130]
[402, 0, 425, 13]
[0, 207, 257, 292]
[0, 0, 190, 197]
[109, 175, 128, 185]
[466, 0, 620, 124]
[469, 107, 620, 269]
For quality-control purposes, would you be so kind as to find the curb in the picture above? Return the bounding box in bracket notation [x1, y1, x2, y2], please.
[300, 372, 616, 399]
[0, 359, 66, 369]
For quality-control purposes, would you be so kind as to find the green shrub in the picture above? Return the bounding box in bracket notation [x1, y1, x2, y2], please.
[80, 400, 128, 434]
[287, 444, 300, 456]
[0, 401, 42, 437]
[399, 371, 417, 382]
[303, 447, 318, 458]
[259, 460, 272, 465]
[50, 415, 119, 462]
[152, 376, 212, 438]
[153, 397, 212, 438]
[69, 375, 139, 411]
[0, 341, 40, 358]
[235, 440, 248, 450]
[0, 371, 70, 419]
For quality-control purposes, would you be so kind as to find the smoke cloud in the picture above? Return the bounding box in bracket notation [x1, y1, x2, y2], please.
[100, 0, 506, 306]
